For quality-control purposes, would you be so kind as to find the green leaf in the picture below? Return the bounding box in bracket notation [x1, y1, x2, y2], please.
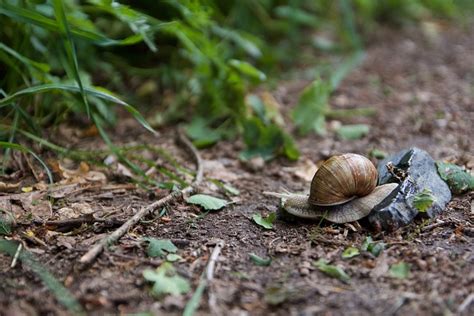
[292, 79, 331, 135]
[0, 215, 12, 235]
[413, 188, 436, 212]
[145, 238, 178, 258]
[329, 51, 365, 89]
[0, 2, 143, 46]
[389, 262, 410, 279]
[0, 43, 50, 73]
[361, 236, 374, 251]
[252, 213, 276, 230]
[313, 259, 350, 282]
[229, 59, 266, 81]
[436, 162, 474, 194]
[274, 6, 320, 27]
[166, 254, 182, 262]
[342, 247, 360, 259]
[264, 286, 289, 305]
[223, 184, 240, 196]
[282, 133, 300, 161]
[361, 236, 384, 257]
[143, 262, 190, 296]
[184, 118, 222, 148]
[336, 124, 370, 140]
[369, 149, 387, 160]
[249, 253, 272, 266]
[240, 117, 298, 161]
[369, 243, 385, 257]
[186, 194, 228, 211]
[212, 26, 262, 58]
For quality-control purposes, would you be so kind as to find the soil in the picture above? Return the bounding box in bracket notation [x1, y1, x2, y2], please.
[1, 22, 473, 316]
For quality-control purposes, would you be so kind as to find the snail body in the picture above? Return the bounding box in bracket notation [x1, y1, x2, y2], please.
[264, 153, 397, 223]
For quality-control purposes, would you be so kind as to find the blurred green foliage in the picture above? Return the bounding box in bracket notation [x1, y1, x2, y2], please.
[0, 0, 471, 166]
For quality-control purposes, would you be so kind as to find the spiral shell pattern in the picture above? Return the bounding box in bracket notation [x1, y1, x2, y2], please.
[308, 153, 378, 206]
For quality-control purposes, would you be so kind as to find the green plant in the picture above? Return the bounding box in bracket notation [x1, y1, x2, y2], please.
[1, 0, 470, 173]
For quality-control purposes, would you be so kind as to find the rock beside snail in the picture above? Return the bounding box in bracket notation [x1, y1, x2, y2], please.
[368, 148, 452, 231]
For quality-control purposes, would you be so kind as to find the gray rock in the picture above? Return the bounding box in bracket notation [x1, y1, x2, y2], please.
[368, 148, 452, 231]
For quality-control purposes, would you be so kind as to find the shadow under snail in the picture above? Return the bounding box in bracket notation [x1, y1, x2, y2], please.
[264, 153, 398, 223]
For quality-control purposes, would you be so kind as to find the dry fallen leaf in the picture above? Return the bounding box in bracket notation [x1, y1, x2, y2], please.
[57, 202, 94, 220]
[19, 193, 52, 221]
[0, 181, 20, 193]
[282, 158, 318, 182]
[203, 160, 240, 182]
[116, 163, 133, 178]
[56, 161, 107, 184]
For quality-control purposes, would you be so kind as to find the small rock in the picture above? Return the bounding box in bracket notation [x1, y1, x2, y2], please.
[369, 148, 452, 231]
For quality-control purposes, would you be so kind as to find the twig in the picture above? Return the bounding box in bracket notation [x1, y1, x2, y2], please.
[79, 132, 203, 266]
[183, 240, 225, 316]
[23, 152, 40, 182]
[207, 240, 225, 314]
[10, 243, 22, 268]
[206, 240, 224, 282]
[421, 220, 448, 232]
[458, 293, 474, 313]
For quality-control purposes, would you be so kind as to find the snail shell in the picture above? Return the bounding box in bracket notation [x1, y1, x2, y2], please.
[281, 183, 398, 223]
[309, 153, 378, 206]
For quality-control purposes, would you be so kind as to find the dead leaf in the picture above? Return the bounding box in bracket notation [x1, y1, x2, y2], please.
[116, 163, 133, 178]
[57, 207, 79, 219]
[34, 182, 48, 191]
[260, 91, 285, 126]
[282, 158, 318, 182]
[203, 160, 240, 182]
[21, 186, 33, 193]
[84, 171, 107, 183]
[57, 202, 94, 220]
[20, 194, 52, 221]
[57, 161, 107, 184]
[0, 181, 20, 193]
[78, 125, 99, 138]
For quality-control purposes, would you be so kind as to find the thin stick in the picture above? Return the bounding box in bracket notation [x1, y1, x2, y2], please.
[183, 240, 225, 316]
[206, 240, 224, 282]
[458, 293, 474, 313]
[10, 243, 22, 268]
[207, 240, 225, 315]
[79, 132, 203, 266]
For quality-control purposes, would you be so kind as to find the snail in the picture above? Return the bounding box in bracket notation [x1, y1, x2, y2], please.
[264, 153, 398, 223]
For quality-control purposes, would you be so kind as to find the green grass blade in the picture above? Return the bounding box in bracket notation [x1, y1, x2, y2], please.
[183, 276, 207, 316]
[0, 84, 157, 135]
[0, 43, 50, 73]
[0, 142, 53, 183]
[53, 0, 90, 117]
[91, 113, 146, 178]
[329, 50, 365, 90]
[1, 107, 19, 172]
[0, 3, 143, 46]
[0, 240, 84, 314]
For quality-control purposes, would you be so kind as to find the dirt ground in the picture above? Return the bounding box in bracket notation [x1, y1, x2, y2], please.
[1, 22, 473, 315]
